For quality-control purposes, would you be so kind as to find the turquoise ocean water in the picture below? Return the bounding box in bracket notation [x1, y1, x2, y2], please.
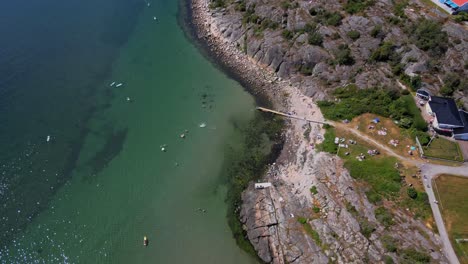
[0, 0, 257, 263]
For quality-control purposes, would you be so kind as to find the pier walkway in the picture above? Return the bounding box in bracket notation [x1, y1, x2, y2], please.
[256, 107, 329, 125]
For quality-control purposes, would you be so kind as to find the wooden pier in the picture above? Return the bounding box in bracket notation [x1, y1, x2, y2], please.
[256, 107, 329, 125]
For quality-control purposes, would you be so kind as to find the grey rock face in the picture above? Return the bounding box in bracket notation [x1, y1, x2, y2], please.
[240, 129, 447, 263]
[206, 0, 467, 105]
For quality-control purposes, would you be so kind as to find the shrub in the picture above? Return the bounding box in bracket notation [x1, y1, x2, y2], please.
[314, 9, 343, 26]
[310, 186, 318, 195]
[335, 44, 354, 65]
[313, 206, 320, 213]
[375, 207, 394, 227]
[304, 22, 318, 33]
[400, 74, 421, 91]
[282, 29, 294, 40]
[235, 1, 246, 11]
[308, 31, 323, 46]
[407, 187, 418, 199]
[347, 30, 361, 40]
[366, 190, 383, 203]
[384, 255, 394, 264]
[359, 219, 376, 238]
[413, 130, 430, 145]
[453, 12, 468, 23]
[371, 42, 394, 62]
[370, 24, 383, 38]
[393, 0, 408, 17]
[440, 73, 462, 96]
[381, 235, 398, 252]
[260, 19, 279, 30]
[401, 248, 430, 263]
[209, 0, 226, 8]
[326, 12, 343, 26]
[281, 1, 292, 9]
[300, 64, 313, 76]
[411, 19, 448, 56]
[297, 217, 308, 224]
[345, 0, 375, 14]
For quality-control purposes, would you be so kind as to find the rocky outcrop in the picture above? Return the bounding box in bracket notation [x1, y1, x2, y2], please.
[205, 0, 467, 104]
[189, 0, 455, 262]
[240, 114, 448, 263]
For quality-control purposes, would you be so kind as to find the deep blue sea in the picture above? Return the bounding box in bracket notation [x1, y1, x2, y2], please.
[0, 0, 257, 263]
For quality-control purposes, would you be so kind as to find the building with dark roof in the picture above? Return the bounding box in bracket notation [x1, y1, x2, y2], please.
[454, 111, 468, 140]
[426, 96, 464, 131]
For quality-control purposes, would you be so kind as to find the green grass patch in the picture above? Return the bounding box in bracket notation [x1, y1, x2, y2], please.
[313, 206, 320, 213]
[359, 218, 376, 238]
[399, 188, 431, 220]
[434, 175, 468, 263]
[344, 157, 401, 199]
[375, 207, 394, 228]
[299, 220, 322, 246]
[423, 137, 463, 162]
[381, 235, 398, 252]
[316, 126, 337, 154]
[400, 248, 431, 263]
[310, 185, 318, 195]
[344, 0, 375, 14]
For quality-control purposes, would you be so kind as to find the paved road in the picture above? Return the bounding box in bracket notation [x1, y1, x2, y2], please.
[420, 163, 468, 264]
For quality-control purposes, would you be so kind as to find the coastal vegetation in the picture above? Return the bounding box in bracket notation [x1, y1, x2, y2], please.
[344, 0, 375, 14]
[408, 18, 448, 57]
[223, 112, 284, 256]
[318, 86, 427, 134]
[434, 174, 468, 263]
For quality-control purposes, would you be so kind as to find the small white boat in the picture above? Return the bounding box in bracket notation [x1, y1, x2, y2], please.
[126, 97, 131, 101]
[153, 16, 157, 20]
[46, 135, 51, 142]
[147, 3, 151, 7]
[199, 123, 206, 128]
[116, 83, 123, 87]
[109, 82, 115, 87]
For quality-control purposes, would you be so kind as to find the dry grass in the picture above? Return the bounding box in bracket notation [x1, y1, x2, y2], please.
[349, 113, 419, 158]
[433, 174, 468, 263]
[333, 117, 433, 223]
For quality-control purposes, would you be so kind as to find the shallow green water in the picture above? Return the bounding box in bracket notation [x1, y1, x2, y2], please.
[0, 0, 257, 263]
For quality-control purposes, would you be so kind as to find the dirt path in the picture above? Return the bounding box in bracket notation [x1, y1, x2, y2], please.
[331, 121, 420, 164]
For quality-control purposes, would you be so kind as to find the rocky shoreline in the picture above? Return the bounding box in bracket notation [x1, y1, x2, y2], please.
[187, 0, 449, 263]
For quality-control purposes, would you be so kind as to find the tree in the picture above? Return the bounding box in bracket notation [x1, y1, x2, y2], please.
[308, 31, 323, 46]
[371, 42, 394, 62]
[407, 187, 418, 199]
[335, 44, 354, 65]
[412, 19, 448, 56]
[347, 30, 361, 40]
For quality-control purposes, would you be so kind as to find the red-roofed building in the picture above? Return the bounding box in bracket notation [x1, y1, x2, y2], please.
[440, 0, 468, 12]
